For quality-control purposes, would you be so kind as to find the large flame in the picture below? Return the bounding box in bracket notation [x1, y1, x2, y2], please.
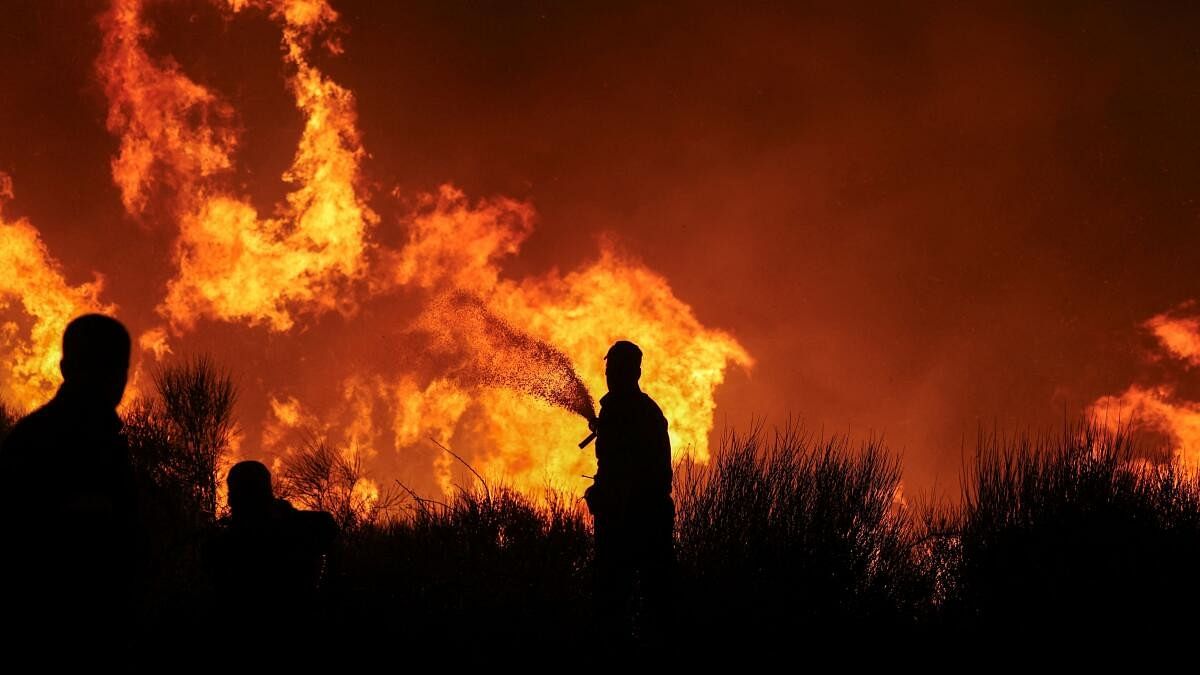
[387, 187, 752, 492]
[99, 0, 376, 334]
[0, 0, 755, 502]
[0, 175, 114, 411]
[477, 245, 754, 488]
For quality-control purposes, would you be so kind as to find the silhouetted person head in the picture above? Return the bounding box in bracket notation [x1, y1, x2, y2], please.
[60, 314, 131, 409]
[605, 340, 642, 394]
[227, 460, 274, 520]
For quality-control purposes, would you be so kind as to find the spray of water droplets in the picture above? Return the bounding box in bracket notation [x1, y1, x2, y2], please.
[417, 292, 596, 421]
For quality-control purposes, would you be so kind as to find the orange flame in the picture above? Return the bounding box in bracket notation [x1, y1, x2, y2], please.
[98, 0, 238, 216]
[87, 0, 752, 499]
[99, 0, 376, 337]
[261, 390, 382, 512]
[1092, 304, 1200, 470]
[390, 190, 753, 493]
[0, 174, 115, 411]
[390, 185, 536, 294]
[1092, 385, 1200, 471]
[476, 245, 754, 490]
[1145, 311, 1200, 367]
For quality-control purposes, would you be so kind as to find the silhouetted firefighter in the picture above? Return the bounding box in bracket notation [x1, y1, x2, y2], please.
[206, 460, 338, 636]
[584, 340, 674, 648]
[0, 314, 139, 651]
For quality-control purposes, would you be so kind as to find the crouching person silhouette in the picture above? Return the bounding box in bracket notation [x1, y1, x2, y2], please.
[0, 314, 140, 654]
[584, 340, 674, 651]
[207, 460, 338, 643]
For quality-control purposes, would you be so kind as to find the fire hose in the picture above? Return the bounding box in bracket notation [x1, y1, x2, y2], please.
[578, 416, 598, 448]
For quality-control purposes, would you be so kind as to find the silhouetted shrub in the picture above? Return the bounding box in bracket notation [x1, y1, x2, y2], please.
[122, 355, 238, 644]
[673, 425, 927, 645]
[942, 422, 1200, 640]
[152, 355, 237, 521]
[276, 437, 401, 532]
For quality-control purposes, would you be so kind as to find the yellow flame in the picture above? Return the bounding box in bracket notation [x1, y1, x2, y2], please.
[0, 175, 115, 411]
[94, 0, 752, 501]
[261, 391, 382, 515]
[391, 186, 536, 293]
[216, 428, 246, 514]
[392, 191, 753, 495]
[99, 0, 376, 337]
[480, 245, 753, 486]
[98, 0, 238, 216]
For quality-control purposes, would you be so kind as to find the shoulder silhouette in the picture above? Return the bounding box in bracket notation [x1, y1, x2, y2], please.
[0, 314, 138, 651]
[207, 460, 338, 631]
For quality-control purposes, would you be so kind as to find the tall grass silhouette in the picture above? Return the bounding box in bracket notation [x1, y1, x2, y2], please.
[942, 421, 1200, 639]
[673, 425, 929, 644]
[4, 358, 1199, 650]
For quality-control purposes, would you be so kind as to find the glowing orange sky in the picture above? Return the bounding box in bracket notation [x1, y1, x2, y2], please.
[2, 1, 1199, 498]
